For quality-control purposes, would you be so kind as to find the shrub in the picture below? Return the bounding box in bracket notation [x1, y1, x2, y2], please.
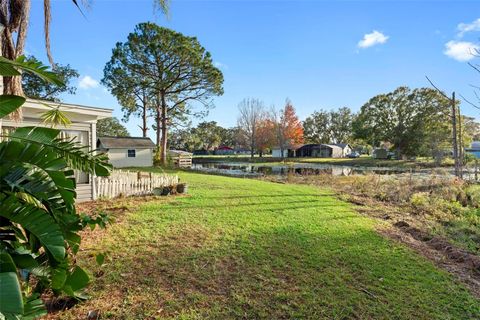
[0, 57, 111, 318]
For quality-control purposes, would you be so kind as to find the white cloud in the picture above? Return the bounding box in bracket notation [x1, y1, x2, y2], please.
[457, 18, 480, 37]
[444, 40, 479, 62]
[214, 61, 228, 70]
[78, 75, 99, 89]
[357, 30, 389, 49]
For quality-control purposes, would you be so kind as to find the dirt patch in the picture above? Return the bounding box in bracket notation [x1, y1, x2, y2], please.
[379, 225, 480, 298]
[345, 195, 480, 298]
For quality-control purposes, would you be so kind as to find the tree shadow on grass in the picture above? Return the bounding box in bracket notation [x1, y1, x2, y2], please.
[90, 224, 479, 320]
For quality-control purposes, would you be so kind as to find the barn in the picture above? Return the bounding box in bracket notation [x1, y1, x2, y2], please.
[296, 144, 343, 158]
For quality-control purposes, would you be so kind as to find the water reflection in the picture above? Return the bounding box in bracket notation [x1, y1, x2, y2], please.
[190, 162, 409, 177]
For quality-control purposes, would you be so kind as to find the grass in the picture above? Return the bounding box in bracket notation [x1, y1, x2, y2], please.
[193, 155, 455, 169]
[64, 171, 479, 319]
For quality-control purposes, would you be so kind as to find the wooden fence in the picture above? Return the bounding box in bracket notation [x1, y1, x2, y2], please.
[94, 170, 179, 199]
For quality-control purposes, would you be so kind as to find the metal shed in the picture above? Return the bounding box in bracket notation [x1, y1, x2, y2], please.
[296, 144, 343, 158]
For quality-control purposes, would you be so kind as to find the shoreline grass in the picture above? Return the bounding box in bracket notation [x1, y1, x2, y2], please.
[62, 171, 479, 319]
[193, 155, 455, 169]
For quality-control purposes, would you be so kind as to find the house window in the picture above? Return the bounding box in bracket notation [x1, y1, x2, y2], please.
[128, 149, 136, 158]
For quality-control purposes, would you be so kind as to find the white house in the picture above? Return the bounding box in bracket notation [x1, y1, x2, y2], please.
[97, 136, 156, 168]
[0, 99, 112, 202]
[334, 143, 352, 157]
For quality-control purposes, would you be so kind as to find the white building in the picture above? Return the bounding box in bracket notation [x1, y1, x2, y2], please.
[0, 99, 112, 202]
[97, 136, 156, 168]
[272, 148, 289, 158]
[334, 143, 352, 157]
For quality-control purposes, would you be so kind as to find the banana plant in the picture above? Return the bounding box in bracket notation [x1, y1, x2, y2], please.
[0, 56, 112, 319]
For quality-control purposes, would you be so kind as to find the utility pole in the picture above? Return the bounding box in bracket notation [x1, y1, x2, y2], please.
[426, 76, 462, 178]
[457, 104, 464, 179]
[452, 92, 460, 178]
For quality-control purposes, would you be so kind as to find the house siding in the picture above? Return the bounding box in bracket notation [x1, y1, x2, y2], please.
[107, 148, 153, 168]
[1, 100, 112, 202]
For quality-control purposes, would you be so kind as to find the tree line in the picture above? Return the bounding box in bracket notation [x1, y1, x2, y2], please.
[168, 87, 480, 160]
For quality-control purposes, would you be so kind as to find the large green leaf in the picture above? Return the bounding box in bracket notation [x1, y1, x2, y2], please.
[0, 195, 65, 261]
[63, 266, 90, 298]
[8, 126, 112, 176]
[0, 59, 21, 76]
[0, 56, 64, 86]
[0, 95, 26, 119]
[0, 253, 24, 315]
[22, 294, 47, 319]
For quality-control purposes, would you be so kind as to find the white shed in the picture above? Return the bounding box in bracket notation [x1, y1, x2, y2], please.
[0, 99, 112, 202]
[272, 148, 288, 158]
[97, 136, 156, 168]
[334, 143, 353, 157]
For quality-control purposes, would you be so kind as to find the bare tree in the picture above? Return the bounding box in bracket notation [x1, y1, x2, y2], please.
[237, 98, 265, 159]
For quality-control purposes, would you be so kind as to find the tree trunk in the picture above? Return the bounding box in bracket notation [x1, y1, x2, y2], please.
[154, 105, 161, 164]
[0, 1, 31, 120]
[160, 93, 168, 166]
[141, 94, 148, 138]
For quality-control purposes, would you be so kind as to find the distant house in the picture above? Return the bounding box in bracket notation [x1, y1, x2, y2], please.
[296, 144, 343, 158]
[1, 99, 112, 202]
[97, 136, 156, 168]
[233, 148, 250, 155]
[372, 148, 388, 159]
[334, 143, 352, 157]
[215, 146, 234, 155]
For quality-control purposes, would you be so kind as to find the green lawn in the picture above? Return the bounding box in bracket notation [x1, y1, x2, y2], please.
[66, 171, 479, 319]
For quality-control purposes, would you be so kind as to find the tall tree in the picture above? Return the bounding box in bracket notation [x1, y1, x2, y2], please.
[22, 56, 79, 102]
[104, 23, 223, 165]
[102, 66, 152, 138]
[303, 110, 331, 144]
[353, 86, 451, 158]
[0, 0, 168, 119]
[237, 98, 265, 158]
[272, 99, 304, 158]
[191, 121, 223, 151]
[329, 107, 354, 144]
[220, 126, 243, 148]
[96, 117, 130, 137]
[255, 118, 275, 157]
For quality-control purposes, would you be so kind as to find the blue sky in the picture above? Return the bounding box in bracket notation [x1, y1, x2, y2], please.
[26, 0, 480, 138]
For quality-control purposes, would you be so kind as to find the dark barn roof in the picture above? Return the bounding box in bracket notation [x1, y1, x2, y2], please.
[97, 136, 156, 149]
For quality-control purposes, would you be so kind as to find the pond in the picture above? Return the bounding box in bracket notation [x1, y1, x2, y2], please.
[190, 161, 420, 177]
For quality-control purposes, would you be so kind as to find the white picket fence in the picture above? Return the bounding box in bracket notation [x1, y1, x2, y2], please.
[94, 170, 179, 199]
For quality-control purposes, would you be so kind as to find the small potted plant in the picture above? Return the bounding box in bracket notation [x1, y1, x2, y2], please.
[176, 183, 188, 194]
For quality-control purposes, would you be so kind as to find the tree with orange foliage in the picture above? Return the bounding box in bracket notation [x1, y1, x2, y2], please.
[272, 99, 304, 159]
[255, 118, 275, 157]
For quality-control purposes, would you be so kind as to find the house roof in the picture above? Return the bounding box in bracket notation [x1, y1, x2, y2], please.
[334, 143, 351, 149]
[297, 144, 342, 150]
[24, 99, 112, 121]
[97, 136, 156, 149]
